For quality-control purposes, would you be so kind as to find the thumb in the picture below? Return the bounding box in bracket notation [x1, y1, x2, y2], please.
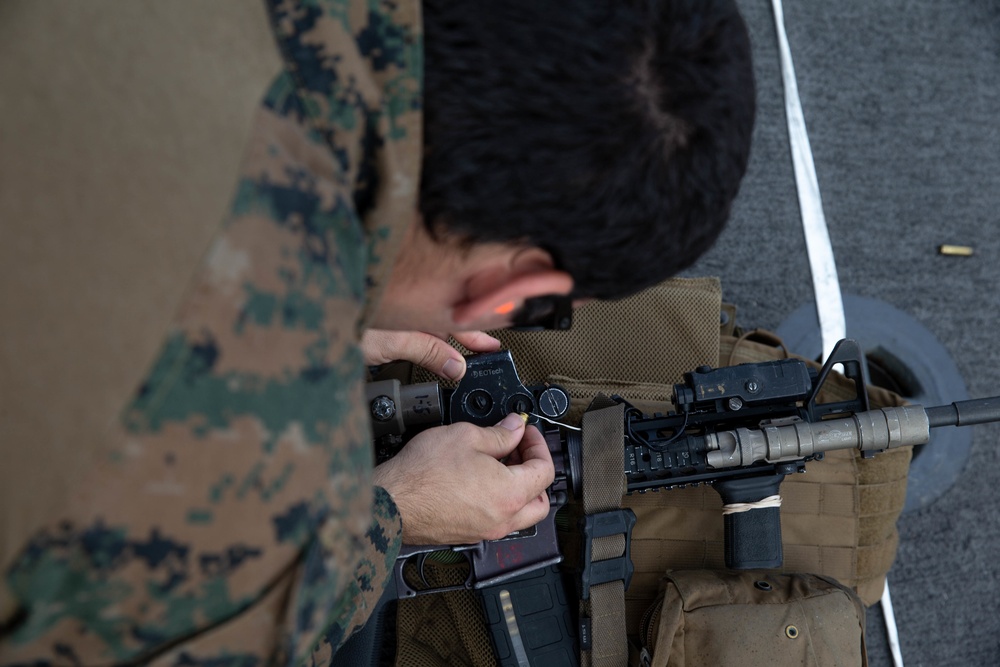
[362, 330, 467, 381]
[474, 413, 528, 459]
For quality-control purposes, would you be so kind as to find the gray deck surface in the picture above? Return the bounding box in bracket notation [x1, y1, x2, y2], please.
[694, 2, 1000, 665]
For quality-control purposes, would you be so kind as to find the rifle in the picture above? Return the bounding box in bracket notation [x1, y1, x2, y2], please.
[367, 339, 1000, 663]
[368, 349, 577, 599]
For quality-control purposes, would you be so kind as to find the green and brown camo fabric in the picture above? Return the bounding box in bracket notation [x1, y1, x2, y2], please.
[0, 1, 422, 665]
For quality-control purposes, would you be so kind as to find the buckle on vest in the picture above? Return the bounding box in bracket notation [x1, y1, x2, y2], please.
[579, 508, 637, 600]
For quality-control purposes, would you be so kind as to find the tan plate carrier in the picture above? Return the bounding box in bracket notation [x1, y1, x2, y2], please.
[395, 277, 910, 666]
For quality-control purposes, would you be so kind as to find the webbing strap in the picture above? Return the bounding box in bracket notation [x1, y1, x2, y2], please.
[580, 402, 628, 667]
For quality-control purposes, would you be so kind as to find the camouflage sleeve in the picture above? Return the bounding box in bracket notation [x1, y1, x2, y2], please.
[298, 487, 403, 665]
[265, 0, 424, 327]
[0, 83, 368, 667]
[0, 1, 421, 665]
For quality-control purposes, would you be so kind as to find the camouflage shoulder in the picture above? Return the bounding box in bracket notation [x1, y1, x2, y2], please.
[263, 0, 423, 326]
[291, 486, 402, 663]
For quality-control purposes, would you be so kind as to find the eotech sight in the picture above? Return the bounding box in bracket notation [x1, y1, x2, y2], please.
[367, 339, 1000, 594]
[368, 350, 578, 599]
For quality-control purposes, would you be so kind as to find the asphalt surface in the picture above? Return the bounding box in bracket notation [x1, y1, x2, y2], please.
[689, 2, 1000, 665]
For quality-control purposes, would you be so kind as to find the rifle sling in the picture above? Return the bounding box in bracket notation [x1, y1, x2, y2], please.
[580, 401, 629, 667]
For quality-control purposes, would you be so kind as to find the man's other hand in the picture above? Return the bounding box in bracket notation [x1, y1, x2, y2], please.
[372, 413, 555, 545]
[362, 330, 501, 381]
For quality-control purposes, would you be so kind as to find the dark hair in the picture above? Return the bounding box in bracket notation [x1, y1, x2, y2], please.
[420, 0, 755, 300]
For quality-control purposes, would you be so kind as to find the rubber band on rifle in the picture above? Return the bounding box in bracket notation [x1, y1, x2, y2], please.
[721, 495, 782, 515]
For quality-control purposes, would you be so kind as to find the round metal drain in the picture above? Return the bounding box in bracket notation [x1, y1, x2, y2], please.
[776, 294, 970, 514]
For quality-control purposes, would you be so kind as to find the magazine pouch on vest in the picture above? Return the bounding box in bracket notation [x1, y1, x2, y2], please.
[636, 570, 868, 667]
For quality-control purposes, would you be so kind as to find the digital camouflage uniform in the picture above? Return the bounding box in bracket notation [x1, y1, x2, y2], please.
[0, 0, 422, 664]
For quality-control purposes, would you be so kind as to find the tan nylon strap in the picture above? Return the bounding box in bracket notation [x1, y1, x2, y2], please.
[584, 582, 627, 667]
[581, 401, 625, 513]
[580, 402, 628, 667]
[592, 535, 626, 562]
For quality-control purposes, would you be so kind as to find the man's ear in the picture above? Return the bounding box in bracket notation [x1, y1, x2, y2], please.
[451, 269, 574, 330]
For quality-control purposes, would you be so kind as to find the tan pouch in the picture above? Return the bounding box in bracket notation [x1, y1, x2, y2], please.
[639, 570, 867, 667]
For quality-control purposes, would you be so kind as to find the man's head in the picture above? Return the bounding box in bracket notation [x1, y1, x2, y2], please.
[375, 0, 755, 332]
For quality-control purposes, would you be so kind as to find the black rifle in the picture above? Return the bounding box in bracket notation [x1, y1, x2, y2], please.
[367, 339, 1000, 664]
[368, 349, 577, 599]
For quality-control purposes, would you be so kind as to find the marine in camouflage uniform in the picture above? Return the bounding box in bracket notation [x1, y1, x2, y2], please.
[0, 0, 421, 664]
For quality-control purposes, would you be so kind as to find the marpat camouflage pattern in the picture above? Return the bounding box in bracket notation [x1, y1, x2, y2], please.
[0, 0, 422, 664]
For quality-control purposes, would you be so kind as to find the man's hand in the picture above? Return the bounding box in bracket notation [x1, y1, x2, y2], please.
[373, 413, 555, 545]
[362, 330, 501, 381]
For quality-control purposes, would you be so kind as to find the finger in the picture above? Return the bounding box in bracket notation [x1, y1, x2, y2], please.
[515, 425, 554, 473]
[502, 424, 548, 467]
[471, 413, 527, 459]
[451, 331, 502, 354]
[506, 492, 551, 533]
[362, 330, 467, 381]
[505, 426, 556, 499]
[361, 330, 410, 366]
[504, 447, 523, 466]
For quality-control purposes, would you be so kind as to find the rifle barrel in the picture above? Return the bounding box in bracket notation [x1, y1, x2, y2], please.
[925, 397, 1000, 428]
